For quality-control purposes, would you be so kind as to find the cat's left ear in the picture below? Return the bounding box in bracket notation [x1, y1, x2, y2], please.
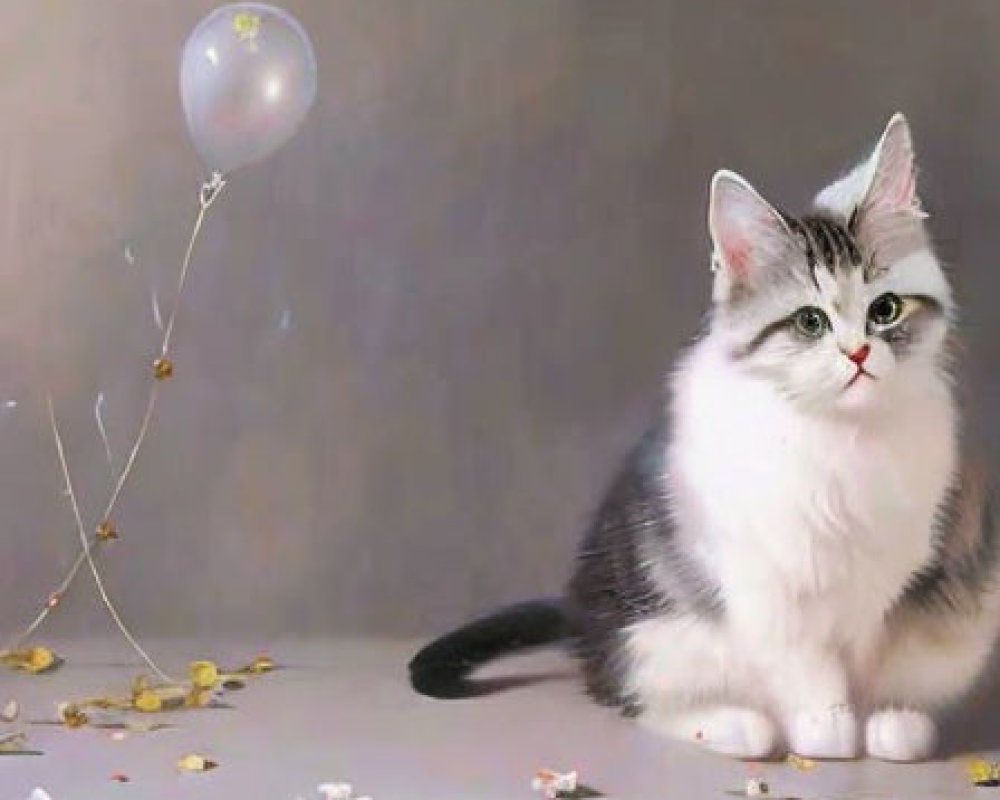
[855, 113, 926, 225]
[848, 114, 929, 261]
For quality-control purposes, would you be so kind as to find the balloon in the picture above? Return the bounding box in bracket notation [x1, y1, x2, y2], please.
[180, 4, 317, 174]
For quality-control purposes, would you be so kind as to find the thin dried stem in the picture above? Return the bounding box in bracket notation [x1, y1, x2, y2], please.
[46, 396, 174, 683]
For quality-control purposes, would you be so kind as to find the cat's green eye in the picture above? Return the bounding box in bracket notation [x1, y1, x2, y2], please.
[792, 306, 829, 339]
[868, 293, 904, 327]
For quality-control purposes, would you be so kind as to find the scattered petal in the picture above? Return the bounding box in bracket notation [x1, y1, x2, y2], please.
[57, 703, 89, 729]
[0, 732, 43, 756]
[1, 646, 63, 674]
[531, 769, 602, 799]
[132, 690, 162, 713]
[177, 752, 218, 772]
[241, 654, 276, 675]
[131, 680, 187, 712]
[966, 757, 1000, 786]
[2, 699, 19, 723]
[189, 660, 220, 689]
[318, 783, 353, 800]
[27, 789, 53, 800]
[785, 753, 815, 772]
[185, 687, 216, 708]
[125, 720, 172, 733]
[110, 772, 129, 783]
[110, 731, 127, 741]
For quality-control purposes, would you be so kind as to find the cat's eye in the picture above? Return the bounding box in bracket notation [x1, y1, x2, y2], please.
[868, 293, 904, 327]
[792, 306, 829, 339]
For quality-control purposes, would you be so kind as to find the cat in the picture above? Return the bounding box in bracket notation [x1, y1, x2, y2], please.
[408, 114, 997, 762]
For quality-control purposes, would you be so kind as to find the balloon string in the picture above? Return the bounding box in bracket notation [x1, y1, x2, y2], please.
[2, 173, 227, 674]
[161, 171, 226, 358]
[47, 395, 174, 684]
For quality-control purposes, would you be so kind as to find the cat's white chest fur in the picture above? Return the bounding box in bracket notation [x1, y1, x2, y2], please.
[669, 341, 956, 653]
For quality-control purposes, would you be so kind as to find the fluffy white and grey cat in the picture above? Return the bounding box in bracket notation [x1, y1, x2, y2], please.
[409, 114, 997, 762]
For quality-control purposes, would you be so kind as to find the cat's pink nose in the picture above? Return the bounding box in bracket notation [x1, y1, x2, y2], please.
[848, 344, 871, 365]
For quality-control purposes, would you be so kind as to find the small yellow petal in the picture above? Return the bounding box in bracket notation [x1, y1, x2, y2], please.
[189, 660, 219, 689]
[248, 654, 275, 674]
[185, 687, 213, 708]
[133, 689, 162, 713]
[178, 752, 217, 772]
[967, 758, 995, 783]
[786, 753, 816, 772]
[26, 647, 55, 672]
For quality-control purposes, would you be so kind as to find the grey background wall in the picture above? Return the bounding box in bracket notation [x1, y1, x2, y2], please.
[0, 0, 998, 640]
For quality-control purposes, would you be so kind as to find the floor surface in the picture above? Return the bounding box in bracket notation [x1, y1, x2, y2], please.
[1, 638, 997, 800]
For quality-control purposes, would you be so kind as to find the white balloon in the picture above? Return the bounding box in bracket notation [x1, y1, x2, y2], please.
[180, 3, 317, 173]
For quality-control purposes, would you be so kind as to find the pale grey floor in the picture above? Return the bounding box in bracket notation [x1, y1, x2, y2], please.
[0, 639, 992, 800]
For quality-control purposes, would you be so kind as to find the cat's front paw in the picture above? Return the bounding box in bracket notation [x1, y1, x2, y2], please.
[865, 709, 937, 762]
[648, 705, 778, 759]
[787, 704, 859, 759]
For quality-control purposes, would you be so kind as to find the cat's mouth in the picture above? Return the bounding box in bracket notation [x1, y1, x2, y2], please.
[845, 367, 876, 390]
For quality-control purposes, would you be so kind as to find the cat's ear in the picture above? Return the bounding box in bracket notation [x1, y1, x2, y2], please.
[708, 170, 794, 287]
[854, 113, 926, 228]
[844, 113, 929, 263]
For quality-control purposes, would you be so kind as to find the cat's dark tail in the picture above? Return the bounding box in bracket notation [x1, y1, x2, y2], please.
[408, 599, 579, 699]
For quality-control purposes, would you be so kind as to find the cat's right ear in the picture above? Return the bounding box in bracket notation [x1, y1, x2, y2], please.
[708, 170, 794, 292]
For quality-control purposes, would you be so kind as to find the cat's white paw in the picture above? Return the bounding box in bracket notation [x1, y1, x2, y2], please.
[667, 706, 778, 759]
[865, 709, 937, 762]
[787, 705, 859, 759]
[693, 707, 779, 759]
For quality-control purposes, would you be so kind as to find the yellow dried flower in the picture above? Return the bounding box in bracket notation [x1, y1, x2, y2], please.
[185, 687, 213, 708]
[96, 521, 119, 542]
[27, 647, 55, 672]
[967, 758, 998, 785]
[58, 702, 89, 728]
[153, 357, 174, 380]
[178, 752, 218, 772]
[2, 646, 61, 674]
[247, 654, 275, 674]
[786, 753, 816, 772]
[133, 689, 163, 713]
[189, 660, 219, 689]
